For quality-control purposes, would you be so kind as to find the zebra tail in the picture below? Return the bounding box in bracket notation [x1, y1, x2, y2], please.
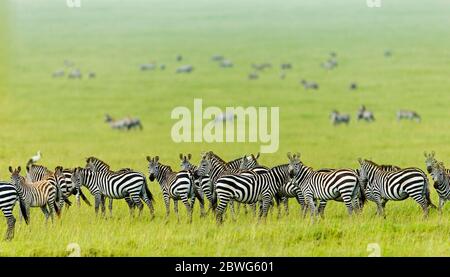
[79, 189, 92, 206]
[18, 196, 29, 225]
[142, 177, 154, 202]
[64, 197, 72, 207]
[423, 175, 436, 209]
[54, 185, 62, 217]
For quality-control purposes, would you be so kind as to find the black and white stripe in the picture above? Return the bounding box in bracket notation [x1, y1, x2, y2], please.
[71, 167, 154, 219]
[358, 159, 433, 218]
[0, 181, 28, 240]
[147, 156, 203, 222]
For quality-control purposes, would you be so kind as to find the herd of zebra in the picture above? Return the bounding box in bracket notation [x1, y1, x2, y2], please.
[1, 150, 449, 240]
[331, 105, 421, 125]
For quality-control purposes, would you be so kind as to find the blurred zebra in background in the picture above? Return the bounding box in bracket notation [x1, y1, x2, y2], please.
[397, 110, 421, 122]
[330, 110, 350, 126]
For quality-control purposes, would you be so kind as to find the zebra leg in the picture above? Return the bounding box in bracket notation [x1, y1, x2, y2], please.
[317, 200, 327, 218]
[181, 196, 193, 224]
[304, 193, 317, 222]
[250, 203, 257, 217]
[40, 206, 50, 223]
[295, 193, 308, 218]
[229, 201, 236, 222]
[108, 197, 113, 218]
[163, 193, 170, 221]
[216, 194, 231, 225]
[409, 193, 429, 219]
[276, 197, 283, 219]
[284, 197, 289, 216]
[438, 197, 446, 215]
[174, 200, 180, 223]
[375, 199, 385, 218]
[141, 194, 155, 220]
[5, 216, 16, 241]
[94, 194, 102, 216]
[259, 196, 273, 222]
[100, 195, 106, 217]
[48, 201, 56, 224]
[125, 196, 135, 217]
[76, 192, 81, 207]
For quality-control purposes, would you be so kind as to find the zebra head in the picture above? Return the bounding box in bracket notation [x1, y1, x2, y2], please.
[9, 166, 24, 187]
[71, 167, 85, 189]
[179, 153, 194, 171]
[146, 156, 160, 182]
[86, 156, 110, 172]
[430, 161, 446, 185]
[424, 151, 436, 174]
[196, 152, 212, 178]
[105, 114, 113, 123]
[357, 158, 372, 187]
[54, 166, 65, 184]
[238, 153, 260, 170]
[287, 152, 301, 179]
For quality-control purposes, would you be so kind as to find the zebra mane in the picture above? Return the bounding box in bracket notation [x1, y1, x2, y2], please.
[207, 151, 227, 165]
[158, 162, 173, 173]
[86, 156, 110, 170]
[363, 159, 380, 167]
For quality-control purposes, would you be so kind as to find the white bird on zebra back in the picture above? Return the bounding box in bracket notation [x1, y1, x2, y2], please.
[28, 151, 41, 165]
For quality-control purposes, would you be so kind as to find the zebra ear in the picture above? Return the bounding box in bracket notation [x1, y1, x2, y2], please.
[155, 156, 159, 163]
[296, 152, 301, 160]
[8, 166, 13, 173]
[423, 151, 428, 158]
[188, 153, 192, 160]
[18, 166, 21, 173]
[287, 152, 292, 161]
[179, 153, 183, 161]
[146, 156, 151, 162]
[357, 158, 363, 165]
[431, 151, 435, 157]
[255, 152, 260, 159]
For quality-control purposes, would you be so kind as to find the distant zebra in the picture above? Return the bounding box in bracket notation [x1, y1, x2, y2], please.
[52, 69, 65, 78]
[330, 110, 350, 126]
[357, 159, 434, 218]
[357, 105, 375, 122]
[252, 63, 271, 71]
[0, 181, 28, 240]
[429, 161, 450, 214]
[140, 63, 156, 71]
[85, 157, 134, 216]
[9, 166, 63, 223]
[397, 110, 421, 122]
[71, 167, 154, 219]
[214, 160, 292, 223]
[349, 82, 358, 90]
[211, 55, 224, 61]
[220, 60, 233, 68]
[68, 69, 82, 79]
[289, 154, 360, 221]
[176, 65, 193, 73]
[321, 59, 338, 70]
[248, 72, 258, 80]
[147, 156, 203, 222]
[176, 54, 183, 62]
[105, 114, 143, 130]
[300, 80, 319, 90]
[88, 72, 96, 79]
[280, 63, 292, 70]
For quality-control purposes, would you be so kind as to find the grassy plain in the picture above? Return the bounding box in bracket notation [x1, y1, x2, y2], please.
[0, 0, 449, 256]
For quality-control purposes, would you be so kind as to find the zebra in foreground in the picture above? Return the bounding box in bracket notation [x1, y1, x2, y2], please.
[330, 110, 350, 126]
[357, 159, 435, 218]
[179, 153, 209, 214]
[429, 161, 450, 214]
[85, 157, 135, 216]
[0, 181, 28, 240]
[71, 167, 154, 219]
[26, 163, 90, 208]
[10, 166, 63, 223]
[214, 157, 293, 223]
[288, 154, 360, 221]
[147, 156, 203, 222]
[397, 110, 421, 122]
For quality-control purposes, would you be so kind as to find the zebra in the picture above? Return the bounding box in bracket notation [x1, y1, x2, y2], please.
[140, 63, 156, 71]
[211, 55, 224, 61]
[147, 156, 203, 222]
[252, 63, 272, 71]
[176, 54, 183, 62]
[349, 82, 358, 90]
[288, 154, 360, 221]
[220, 60, 233, 68]
[280, 63, 292, 70]
[85, 157, 135, 216]
[429, 161, 450, 214]
[357, 105, 375, 122]
[248, 72, 259, 80]
[179, 153, 208, 216]
[105, 114, 143, 130]
[397, 110, 421, 122]
[300, 80, 319, 90]
[9, 166, 63, 223]
[88, 72, 96, 79]
[357, 159, 434, 218]
[321, 59, 338, 70]
[68, 69, 82, 79]
[330, 110, 350, 126]
[195, 151, 259, 210]
[52, 69, 65, 78]
[0, 181, 28, 240]
[25, 163, 88, 209]
[71, 167, 155, 219]
[176, 65, 193, 73]
[214, 158, 293, 224]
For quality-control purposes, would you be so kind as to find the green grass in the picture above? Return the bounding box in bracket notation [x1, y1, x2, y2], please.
[0, 0, 449, 256]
